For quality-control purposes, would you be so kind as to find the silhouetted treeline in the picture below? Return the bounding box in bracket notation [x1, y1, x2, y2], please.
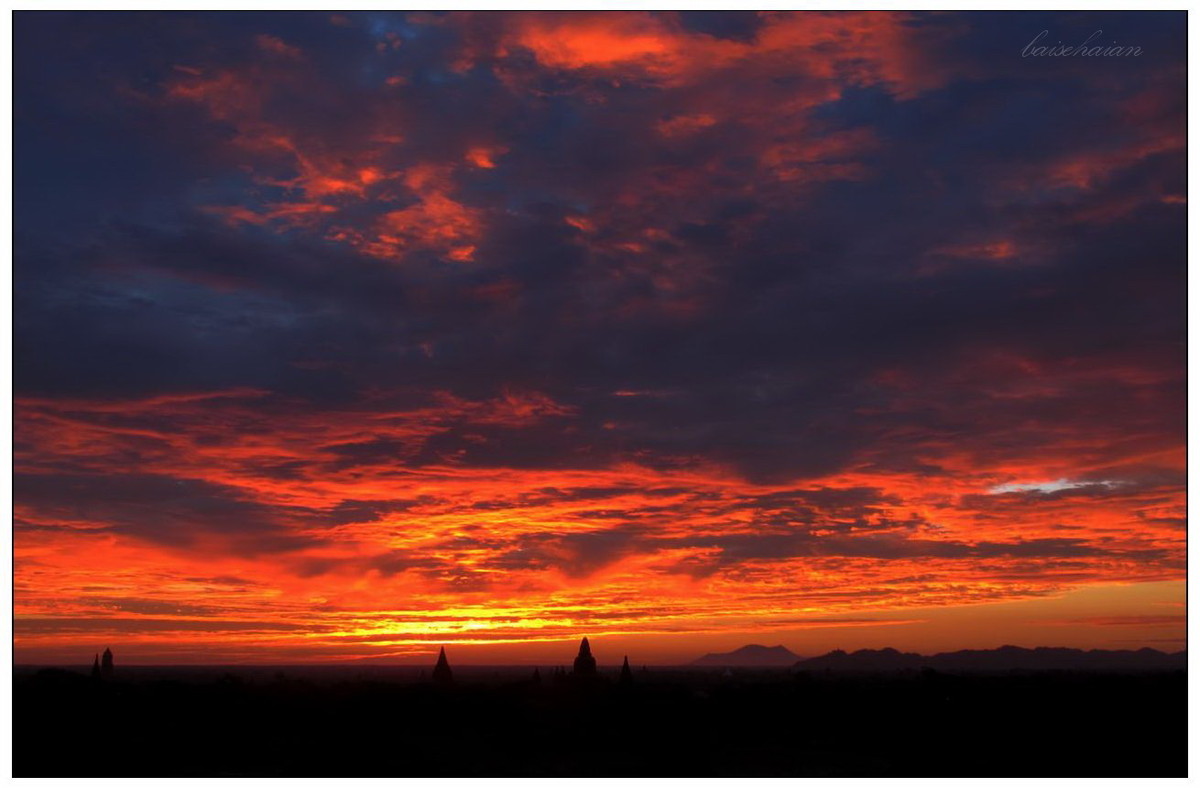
[14, 666, 1184, 776]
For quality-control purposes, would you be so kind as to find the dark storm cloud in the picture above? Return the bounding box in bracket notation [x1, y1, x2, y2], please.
[476, 521, 1152, 579]
[324, 440, 412, 469]
[14, 617, 320, 634]
[658, 532, 1122, 563]
[14, 472, 324, 554]
[90, 598, 225, 616]
[325, 498, 432, 526]
[13, 11, 1184, 534]
[482, 528, 648, 577]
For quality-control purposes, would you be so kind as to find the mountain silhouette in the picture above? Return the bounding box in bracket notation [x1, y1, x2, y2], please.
[795, 645, 1186, 673]
[691, 644, 800, 667]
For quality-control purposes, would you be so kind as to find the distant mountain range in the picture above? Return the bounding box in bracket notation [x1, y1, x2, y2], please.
[691, 644, 801, 667]
[794, 646, 1186, 673]
[690, 644, 1186, 671]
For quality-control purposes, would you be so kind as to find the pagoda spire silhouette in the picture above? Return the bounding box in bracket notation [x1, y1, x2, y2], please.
[91, 654, 101, 679]
[573, 637, 597, 676]
[431, 646, 453, 685]
[100, 648, 114, 680]
[619, 655, 633, 686]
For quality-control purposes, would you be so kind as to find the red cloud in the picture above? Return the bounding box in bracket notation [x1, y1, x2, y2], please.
[494, 11, 957, 97]
[166, 50, 484, 264]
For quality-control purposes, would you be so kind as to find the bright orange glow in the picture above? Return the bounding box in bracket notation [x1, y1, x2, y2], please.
[14, 11, 1184, 666]
[13, 376, 1184, 662]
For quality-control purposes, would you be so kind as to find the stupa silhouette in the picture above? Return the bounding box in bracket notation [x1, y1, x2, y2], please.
[432, 646, 453, 685]
[573, 637, 597, 676]
[619, 655, 633, 686]
[100, 648, 114, 680]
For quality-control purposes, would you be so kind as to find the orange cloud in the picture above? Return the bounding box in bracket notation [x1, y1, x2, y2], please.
[465, 145, 508, 169]
[495, 11, 955, 97]
[204, 201, 338, 228]
[500, 13, 701, 76]
[656, 113, 717, 138]
[168, 58, 489, 263]
[373, 195, 480, 260]
[14, 363, 1184, 663]
[255, 34, 303, 59]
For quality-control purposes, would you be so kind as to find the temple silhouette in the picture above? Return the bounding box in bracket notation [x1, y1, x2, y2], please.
[432, 646, 453, 685]
[91, 648, 114, 680]
[573, 637, 597, 676]
[428, 638, 632, 687]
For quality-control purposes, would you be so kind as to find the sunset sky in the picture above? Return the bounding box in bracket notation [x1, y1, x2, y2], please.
[13, 11, 1185, 665]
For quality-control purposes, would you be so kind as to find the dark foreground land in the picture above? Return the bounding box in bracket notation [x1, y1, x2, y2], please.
[15, 665, 1185, 776]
